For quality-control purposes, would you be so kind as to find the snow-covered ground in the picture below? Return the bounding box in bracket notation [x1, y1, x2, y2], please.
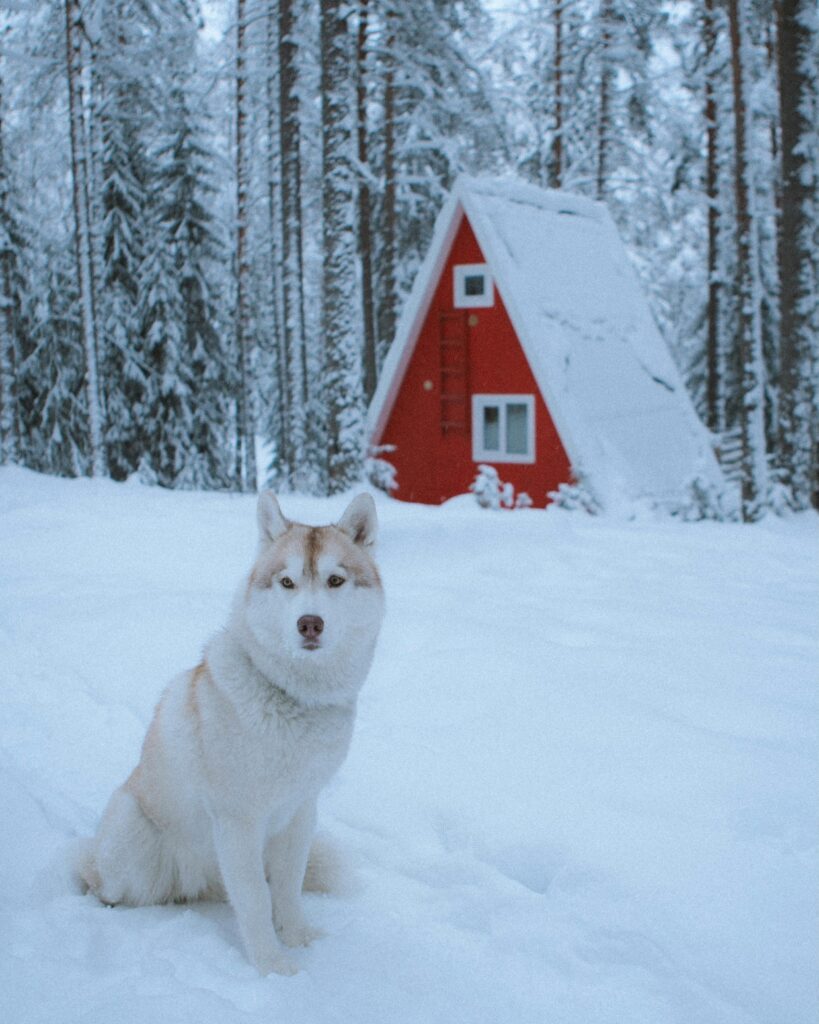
[1, 466, 816, 1024]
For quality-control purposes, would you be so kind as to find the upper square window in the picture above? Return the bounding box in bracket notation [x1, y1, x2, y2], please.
[453, 264, 494, 308]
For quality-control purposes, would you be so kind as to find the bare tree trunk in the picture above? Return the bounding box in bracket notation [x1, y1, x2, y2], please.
[728, 0, 768, 520]
[235, 0, 256, 491]
[279, 0, 306, 486]
[596, 0, 614, 201]
[64, 0, 106, 477]
[265, 0, 288, 486]
[357, 0, 378, 403]
[703, 0, 723, 435]
[549, 0, 564, 189]
[321, 0, 364, 493]
[378, 8, 398, 365]
[777, 0, 817, 508]
[0, 41, 19, 465]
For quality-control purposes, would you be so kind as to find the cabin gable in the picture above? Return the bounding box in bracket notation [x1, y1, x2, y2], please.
[377, 214, 571, 506]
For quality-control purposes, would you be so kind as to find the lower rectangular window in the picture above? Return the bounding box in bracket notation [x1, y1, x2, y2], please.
[472, 394, 535, 464]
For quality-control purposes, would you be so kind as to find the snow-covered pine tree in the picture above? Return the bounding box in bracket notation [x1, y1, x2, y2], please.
[777, 0, 818, 508]
[63, 0, 106, 477]
[17, 244, 91, 478]
[96, 0, 158, 480]
[320, 0, 364, 493]
[728, 0, 768, 520]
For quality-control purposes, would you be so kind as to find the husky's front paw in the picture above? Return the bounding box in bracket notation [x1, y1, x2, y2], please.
[254, 950, 299, 976]
[278, 920, 324, 948]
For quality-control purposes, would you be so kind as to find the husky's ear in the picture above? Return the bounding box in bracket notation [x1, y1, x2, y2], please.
[337, 493, 378, 547]
[257, 491, 289, 544]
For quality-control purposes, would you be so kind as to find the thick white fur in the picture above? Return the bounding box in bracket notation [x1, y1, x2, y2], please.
[79, 493, 384, 976]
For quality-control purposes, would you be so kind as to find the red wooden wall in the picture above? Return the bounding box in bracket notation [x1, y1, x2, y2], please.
[377, 213, 571, 507]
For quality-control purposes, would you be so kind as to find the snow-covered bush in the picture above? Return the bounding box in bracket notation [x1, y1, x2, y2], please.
[365, 445, 398, 494]
[547, 478, 601, 514]
[470, 465, 528, 509]
[470, 464, 504, 508]
[672, 475, 733, 521]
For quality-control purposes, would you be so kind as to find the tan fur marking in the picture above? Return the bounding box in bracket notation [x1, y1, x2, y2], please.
[187, 661, 206, 720]
[124, 702, 168, 830]
[249, 557, 287, 591]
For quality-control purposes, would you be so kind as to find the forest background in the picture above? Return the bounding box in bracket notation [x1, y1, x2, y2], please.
[0, 0, 816, 521]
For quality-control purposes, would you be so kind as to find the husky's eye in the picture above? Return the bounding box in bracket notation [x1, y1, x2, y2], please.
[327, 574, 346, 588]
[279, 576, 295, 589]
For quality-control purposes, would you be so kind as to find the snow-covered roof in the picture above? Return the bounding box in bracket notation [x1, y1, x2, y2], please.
[368, 175, 723, 507]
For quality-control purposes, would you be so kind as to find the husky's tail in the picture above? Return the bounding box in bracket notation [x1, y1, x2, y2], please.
[302, 832, 356, 896]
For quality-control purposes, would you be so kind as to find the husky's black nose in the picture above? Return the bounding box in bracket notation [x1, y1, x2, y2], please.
[297, 615, 324, 641]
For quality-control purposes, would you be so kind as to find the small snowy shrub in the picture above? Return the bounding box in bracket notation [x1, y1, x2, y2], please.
[470, 464, 504, 508]
[672, 475, 732, 521]
[547, 477, 601, 514]
[470, 466, 525, 509]
[365, 445, 398, 494]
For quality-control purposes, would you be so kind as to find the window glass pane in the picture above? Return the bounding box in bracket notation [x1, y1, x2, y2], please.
[482, 405, 500, 450]
[506, 403, 528, 455]
[464, 274, 485, 296]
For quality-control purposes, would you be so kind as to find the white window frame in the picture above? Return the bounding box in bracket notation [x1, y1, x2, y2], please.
[471, 394, 536, 464]
[453, 263, 494, 308]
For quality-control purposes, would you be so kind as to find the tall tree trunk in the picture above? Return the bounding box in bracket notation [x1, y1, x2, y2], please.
[321, 0, 364, 493]
[728, 0, 768, 520]
[235, 0, 256, 491]
[0, 41, 19, 466]
[549, 0, 564, 189]
[596, 0, 614, 201]
[279, 0, 306, 486]
[703, 0, 723, 435]
[64, 0, 106, 477]
[357, 0, 377, 403]
[777, 0, 817, 508]
[378, 9, 398, 365]
[265, 0, 288, 487]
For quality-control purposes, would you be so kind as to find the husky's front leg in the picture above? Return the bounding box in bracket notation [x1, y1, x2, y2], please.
[213, 815, 296, 976]
[266, 800, 322, 948]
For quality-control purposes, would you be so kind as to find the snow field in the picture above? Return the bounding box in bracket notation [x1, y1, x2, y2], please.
[0, 467, 817, 1024]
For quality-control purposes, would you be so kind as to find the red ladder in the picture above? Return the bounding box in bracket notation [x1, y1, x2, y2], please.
[438, 311, 469, 435]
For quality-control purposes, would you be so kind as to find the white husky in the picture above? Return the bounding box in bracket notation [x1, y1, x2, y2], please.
[78, 492, 385, 976]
